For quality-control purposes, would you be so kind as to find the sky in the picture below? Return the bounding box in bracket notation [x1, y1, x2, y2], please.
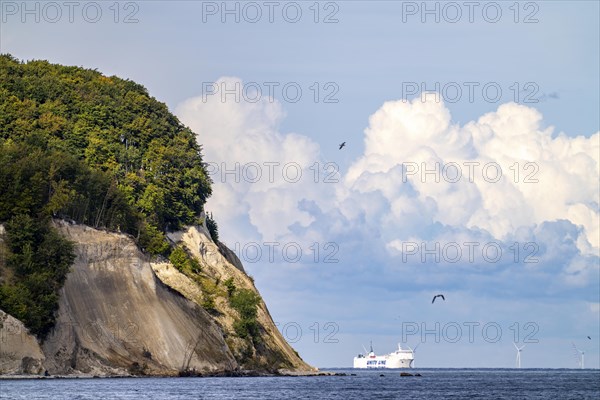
[1, 0, 599, 368]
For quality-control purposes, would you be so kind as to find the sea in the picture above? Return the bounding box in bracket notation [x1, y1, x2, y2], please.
[0, 369, 598, 399]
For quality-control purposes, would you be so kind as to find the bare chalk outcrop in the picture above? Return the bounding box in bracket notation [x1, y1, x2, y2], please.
[41, 222, 236, 376]
[0, 310, 45, 375]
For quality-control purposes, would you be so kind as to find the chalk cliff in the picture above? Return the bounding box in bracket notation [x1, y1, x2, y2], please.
[0, 221, 312, 376]
[0, 56, 313, 377]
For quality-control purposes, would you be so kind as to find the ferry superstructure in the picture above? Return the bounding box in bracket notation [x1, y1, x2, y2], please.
[353, 343, 414, 368]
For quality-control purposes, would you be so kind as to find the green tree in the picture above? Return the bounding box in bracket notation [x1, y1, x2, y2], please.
[0, 214, 74, 337]
[223, 277, 236, 297]
[230, 289, 261, 340]
[206, 212, 219, 242]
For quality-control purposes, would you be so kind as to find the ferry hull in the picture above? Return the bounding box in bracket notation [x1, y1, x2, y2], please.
[353, 357, 413, 369]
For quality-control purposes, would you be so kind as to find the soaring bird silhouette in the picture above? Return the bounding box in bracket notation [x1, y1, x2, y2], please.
[588, 336, 592, 340]
[339, 142, 346, 150]
[432, 294, 445, 304]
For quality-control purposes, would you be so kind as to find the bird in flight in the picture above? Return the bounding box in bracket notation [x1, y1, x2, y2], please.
[588, 336, 592, 340]
[432, 294, 445, 304]
[339, 142, 346, 150]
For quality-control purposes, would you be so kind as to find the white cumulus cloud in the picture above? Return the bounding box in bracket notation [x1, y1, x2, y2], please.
[176, 78, 599, 292]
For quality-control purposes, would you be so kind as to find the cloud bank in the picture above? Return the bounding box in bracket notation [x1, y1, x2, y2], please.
[176, 77, 599, 367]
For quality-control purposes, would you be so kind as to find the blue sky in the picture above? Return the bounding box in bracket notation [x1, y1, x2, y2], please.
[2, 1, 599, 368]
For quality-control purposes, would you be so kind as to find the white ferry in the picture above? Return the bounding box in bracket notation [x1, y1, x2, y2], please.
[353, 343, 414, 369]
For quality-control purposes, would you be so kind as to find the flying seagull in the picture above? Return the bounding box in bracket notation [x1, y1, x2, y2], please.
[432, 294, 445, 304]
[339, 142, 346, 150]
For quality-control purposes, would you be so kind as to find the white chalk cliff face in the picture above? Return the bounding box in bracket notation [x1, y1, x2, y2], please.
[0, 221, 312, 376]
[0, 310, 45, 374]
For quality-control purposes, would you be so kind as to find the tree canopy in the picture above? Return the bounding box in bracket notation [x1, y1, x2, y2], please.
[0, 54, 213, 336]
[0, 53, 213, 250]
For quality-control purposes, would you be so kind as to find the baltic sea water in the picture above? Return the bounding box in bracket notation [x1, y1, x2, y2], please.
[1, 369, 599, 399]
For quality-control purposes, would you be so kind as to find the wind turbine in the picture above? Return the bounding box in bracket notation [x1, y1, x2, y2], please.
[571, 342, 584, 369]
[513, 342, 525, 368]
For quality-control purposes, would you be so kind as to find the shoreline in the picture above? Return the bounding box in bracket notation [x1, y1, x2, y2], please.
[0, 370, 344, 380]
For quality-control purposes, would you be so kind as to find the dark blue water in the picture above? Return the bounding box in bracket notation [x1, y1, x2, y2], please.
[1, 369, 599, 399]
